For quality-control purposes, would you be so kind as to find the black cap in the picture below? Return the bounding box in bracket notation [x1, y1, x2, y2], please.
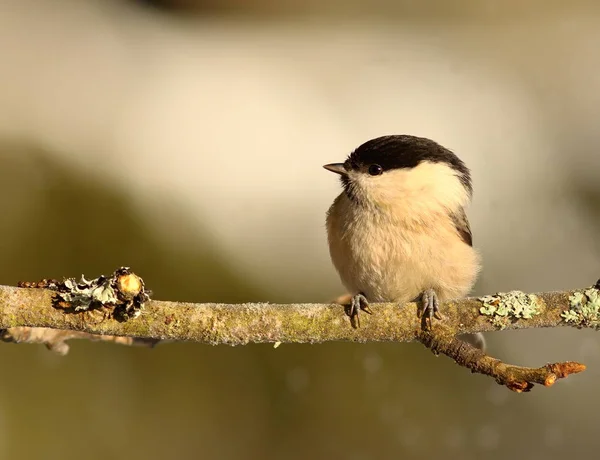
[345, 135, 471, 194]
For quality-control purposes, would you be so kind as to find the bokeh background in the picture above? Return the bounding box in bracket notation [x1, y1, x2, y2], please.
[1, 0, 600, 458]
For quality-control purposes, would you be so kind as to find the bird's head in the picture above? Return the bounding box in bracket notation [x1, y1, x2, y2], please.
[324, 135, 472, 212]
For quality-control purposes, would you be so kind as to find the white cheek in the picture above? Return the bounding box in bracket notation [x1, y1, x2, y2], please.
[348, 162, 470, 213]
[350, 170, 406, 204]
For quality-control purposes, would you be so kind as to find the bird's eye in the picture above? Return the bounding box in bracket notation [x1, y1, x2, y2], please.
[368, 164, 383, 176]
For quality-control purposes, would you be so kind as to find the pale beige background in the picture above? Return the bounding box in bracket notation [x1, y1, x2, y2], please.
[1, 1, 599, 459]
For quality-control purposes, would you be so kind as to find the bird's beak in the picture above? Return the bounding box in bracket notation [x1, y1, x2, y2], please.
[323, 163, 347, 175]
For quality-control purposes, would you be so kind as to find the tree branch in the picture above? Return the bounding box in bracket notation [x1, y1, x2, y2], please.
[0, 269, 596, 392]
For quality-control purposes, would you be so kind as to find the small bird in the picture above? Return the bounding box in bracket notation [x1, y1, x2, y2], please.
[324, 135, 483, 348]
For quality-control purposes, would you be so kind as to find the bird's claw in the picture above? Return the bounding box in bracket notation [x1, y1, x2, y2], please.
[418, 288, 442, 328]
[348, 293, 372, 328]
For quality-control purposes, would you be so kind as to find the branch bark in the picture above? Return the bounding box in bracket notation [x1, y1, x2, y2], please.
[0, 277, 594, 392]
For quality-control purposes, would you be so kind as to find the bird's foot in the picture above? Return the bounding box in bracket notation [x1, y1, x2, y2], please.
[348, 293, 372, 328]
[417, 288, 443, 328]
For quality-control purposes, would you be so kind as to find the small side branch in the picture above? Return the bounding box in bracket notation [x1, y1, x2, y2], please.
[416, 325, 585, 392]
[0, 327, 158, 355]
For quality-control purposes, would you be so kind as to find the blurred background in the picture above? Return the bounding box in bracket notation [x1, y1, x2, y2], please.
[1, 0, 600, 458]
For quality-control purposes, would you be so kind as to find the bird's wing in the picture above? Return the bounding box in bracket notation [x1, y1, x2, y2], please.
[451, 207, 473, 246]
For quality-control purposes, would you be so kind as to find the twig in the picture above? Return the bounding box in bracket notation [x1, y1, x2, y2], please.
[0, 269, 597, 391]
[416, 324, 585, 392]
[0, 327, 158, 356]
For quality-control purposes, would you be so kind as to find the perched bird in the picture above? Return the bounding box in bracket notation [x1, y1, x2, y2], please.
[324, 135, 484, 348]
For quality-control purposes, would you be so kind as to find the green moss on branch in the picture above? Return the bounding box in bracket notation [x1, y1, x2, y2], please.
[0, 284, 590, 345]
[0, 276, 593, 392]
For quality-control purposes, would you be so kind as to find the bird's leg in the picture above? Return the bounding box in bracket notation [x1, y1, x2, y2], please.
[348, 293, 372, 328]
[417, 288, 443, 328]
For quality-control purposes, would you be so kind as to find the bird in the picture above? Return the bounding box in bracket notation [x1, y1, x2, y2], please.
[324, 135, 484, 348]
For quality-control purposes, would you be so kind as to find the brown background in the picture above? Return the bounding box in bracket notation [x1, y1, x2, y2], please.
[1, 1, 600, 459]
